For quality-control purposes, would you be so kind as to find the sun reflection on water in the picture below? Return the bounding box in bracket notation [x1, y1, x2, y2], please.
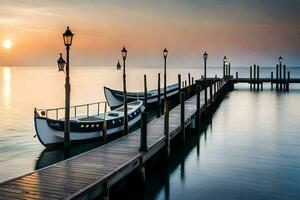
[2, 67, 11, 109]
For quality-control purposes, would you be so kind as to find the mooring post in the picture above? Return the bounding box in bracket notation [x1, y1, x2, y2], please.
[139, 111, 148, 152]
[188, 73, 191, 86]
[204, 81, 208, 121]
[164, 101, 170, 161]
[103, 103, 108, 143]
[253, 64, 256, 90]
[228, 63, 231, 77]
[283, 65, 286, 91]
[158, 73, 161, 106]
[276, 64, 279, 90]
[287, 71, 290, 91]
[271, 72, 273, 90]
[236, 72, 238, 80]
[214, 80, 216, 95]
[180, 92, 185, 144]
[178, 74, 181, 103]
[280, 62, 282, 90]
[214, 75, 217, 94]
[192, 77, 194, 85]
[257, 65, 260, 90]
[184, 80, 187, 88]
[196, 84, 201, 130]
[209, 83, 213, 119]
[250, 66, 253, 90]
[103, 120, 107, 143]
[144, 74, 147, 108]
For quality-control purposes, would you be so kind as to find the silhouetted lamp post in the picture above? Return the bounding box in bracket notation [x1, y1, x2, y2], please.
[163, 48, 168, 113]
[279, 56, 283, 90]
[203, 52, 208, 80]
[121, 46, 128, 135]
[57, 26, 74, 149]
[223, 56, 227, 78]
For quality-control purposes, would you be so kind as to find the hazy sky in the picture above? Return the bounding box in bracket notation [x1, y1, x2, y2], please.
[0, 0, 299, 67]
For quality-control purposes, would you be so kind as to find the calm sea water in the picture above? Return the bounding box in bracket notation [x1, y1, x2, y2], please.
[138, 89, 300, 200]
[0, 66, 300, 199]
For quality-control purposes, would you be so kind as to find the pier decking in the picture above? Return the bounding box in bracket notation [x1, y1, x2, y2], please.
[0, 79, 231, 200]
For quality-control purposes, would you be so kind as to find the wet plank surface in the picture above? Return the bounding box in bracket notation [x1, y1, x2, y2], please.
[0, 80, 227, 200]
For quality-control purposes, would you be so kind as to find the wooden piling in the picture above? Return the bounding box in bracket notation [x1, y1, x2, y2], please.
[253, 65, 256, 90]
[276, 64, 279, 90]
[209, 83, 213, 119]
[103, 103, 108, 143]
[185, 80, 187, 87]
[228, 63, 231, 76]
[287, 71, 290, 91]
[192, 77, 194, 85]
[280, 62, 282, 90]
[180, 92, 185, 144]
[164, 101, 170, 160]
[250, 66, 253, 90]
[283, 65, 286, 91]
[196, 84, 201, 130]
[204, 82, 208, 121]
[144, 74, 147, 107]
[139, 111, 148, 152]
[236, 72, 238, 79]
[257, 65, 260, 90]
[271, 72, 274, 90]
[188, 73, 191, 86]
[178, 74, 181, 91]
[102, 121, 107, 143]
[214, 80, 216, 94]
[157, 73, 161, 106]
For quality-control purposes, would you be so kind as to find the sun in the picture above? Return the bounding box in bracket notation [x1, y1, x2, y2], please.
[3, 39, 12, 49]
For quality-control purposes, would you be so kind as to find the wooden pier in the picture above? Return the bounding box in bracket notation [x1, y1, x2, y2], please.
[0, 78, 232, 200]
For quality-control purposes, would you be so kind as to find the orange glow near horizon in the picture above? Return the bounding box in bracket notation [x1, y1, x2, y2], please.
[0, 1, 299, 67]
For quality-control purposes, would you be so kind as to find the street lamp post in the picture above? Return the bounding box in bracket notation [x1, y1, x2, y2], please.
[163, 48, 168, 113]
[121, 47, 128, 135]
[223, 56, 227, 78]
[203, 52, 208, 80]
[279, 56, 283, 90]
[57, 26, 74, 149]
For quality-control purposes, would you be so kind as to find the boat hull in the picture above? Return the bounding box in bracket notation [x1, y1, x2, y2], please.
[104, 84, 179, 109]
[34, 101, 144, 148]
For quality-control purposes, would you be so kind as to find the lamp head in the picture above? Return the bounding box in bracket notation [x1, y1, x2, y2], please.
[63, 26, 74, 47]
[121, 46, 127, 59]
[203, 51, 208, 60]
[57, 53, 66, 72]
[163, 48, 168, 57]
[116, 60, 121, 70]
